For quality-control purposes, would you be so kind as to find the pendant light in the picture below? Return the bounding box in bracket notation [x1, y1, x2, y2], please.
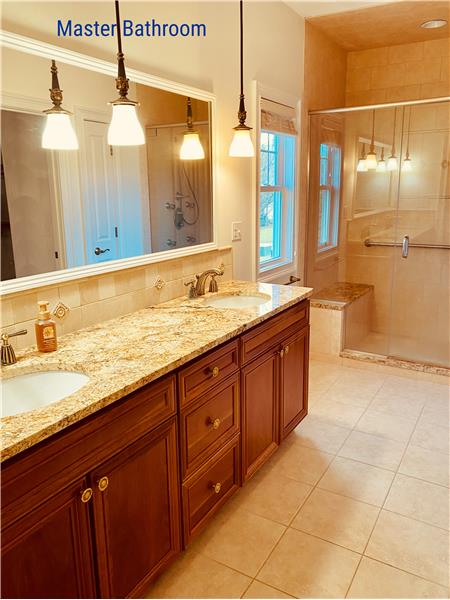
[387, 107, 398, 172]
[402, 106, 413, 172]
[357, 143, 368, 172]
[366, 109, 378, 170]
[107, 0, 145, 146]
[180, 97, 205, 160]
[376, 147, 387, 172]
[229, 0, 254, 157]
[42, 60, 79, 150]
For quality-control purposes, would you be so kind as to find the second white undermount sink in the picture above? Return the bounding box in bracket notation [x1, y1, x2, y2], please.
[1, 371, 90, 418]
[203, 293, 271, 309]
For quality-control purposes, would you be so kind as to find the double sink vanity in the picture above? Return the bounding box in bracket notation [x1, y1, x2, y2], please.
[1, 280, 312, 599]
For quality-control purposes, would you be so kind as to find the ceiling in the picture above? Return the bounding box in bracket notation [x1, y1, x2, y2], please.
[304, 1, 450, 51]
[286, 1, 396, 18]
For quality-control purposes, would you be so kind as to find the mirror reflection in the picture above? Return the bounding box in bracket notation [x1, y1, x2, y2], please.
[1, 48, 213, 281]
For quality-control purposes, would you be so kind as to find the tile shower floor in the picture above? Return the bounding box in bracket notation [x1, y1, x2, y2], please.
[146, 360, 450, 599]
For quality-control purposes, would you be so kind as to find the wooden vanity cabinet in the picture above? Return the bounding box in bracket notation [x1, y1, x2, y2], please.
[1, 375, 181, 599]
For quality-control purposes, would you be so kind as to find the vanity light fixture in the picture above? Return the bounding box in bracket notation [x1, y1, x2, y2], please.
[357, 143, 368, 172]
[42, 60, 79, 150]
[387, 107, 398, 172]
[229, 0, 254, 157]
[107, 0, 145, 146]
[366, 109, 378, 170]
[402, 106, 413, 172]
[180, 97, 205, 160]
[376, 147, 387, 172]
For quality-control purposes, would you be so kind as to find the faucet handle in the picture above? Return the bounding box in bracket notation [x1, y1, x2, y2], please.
[1, 329, 27, 366]
[2, 329, 27, 342]
[209, 275, 219, 293]
[184, 279, 198, 299]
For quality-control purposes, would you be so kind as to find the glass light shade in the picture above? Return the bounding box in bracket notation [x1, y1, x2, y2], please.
[107, 103, 145, 146]
[42, 113, 79, 150]
[402, 157, 413, 172]
[387, 155, 398, 171]
[357, 158, 368, 172]
[180, 132, 205, 160]
[376, 159, 386, 172]
[229, 128, 254, 157]
[366, 151, 378, 170]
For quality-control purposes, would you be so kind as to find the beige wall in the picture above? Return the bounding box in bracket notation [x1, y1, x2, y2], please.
[346, 38, 450, 106]
[1, 1, 306, 282]
[302, 22, 347, 290]
[1, 247, 232, 351]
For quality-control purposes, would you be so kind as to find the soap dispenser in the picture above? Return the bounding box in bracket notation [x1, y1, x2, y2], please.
[35, 301, 57, 352]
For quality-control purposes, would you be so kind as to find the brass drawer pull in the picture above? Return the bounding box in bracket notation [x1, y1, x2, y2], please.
[208, 417, 221, 430]
[97, 476, 109, 492]
[284, 345, 289, 355]
[279, 348, 284, 358]
[210, 482, 222, 494]
[209, 366, 220, 378]
[80, 487, 93, 503]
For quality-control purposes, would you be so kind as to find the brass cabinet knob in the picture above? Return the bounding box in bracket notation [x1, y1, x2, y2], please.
[97, 476, 109, 492]
[284, 345, 289, 355]
[210, 482, 222, 494]
[80, 487, 93, 503]
[279, 348, 285, 358]
[208, 417, 221, 430]
[210, 366, 220, 378]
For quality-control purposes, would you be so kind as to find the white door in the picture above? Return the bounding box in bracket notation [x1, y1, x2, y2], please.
[81, 120, 119, 264]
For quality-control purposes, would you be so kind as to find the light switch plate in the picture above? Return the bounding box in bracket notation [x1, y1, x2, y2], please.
[232, 221, 242, 242]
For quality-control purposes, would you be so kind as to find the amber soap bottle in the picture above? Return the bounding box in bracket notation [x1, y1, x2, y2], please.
[35, 301, 57, 352]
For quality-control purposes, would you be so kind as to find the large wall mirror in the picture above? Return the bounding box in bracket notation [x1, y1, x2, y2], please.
[0, 34, 215, 290]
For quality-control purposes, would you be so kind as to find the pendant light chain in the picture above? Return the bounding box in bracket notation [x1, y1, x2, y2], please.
[391, 107, 397, 156]
[370, 109, 376, 152]
[406, 106, 412, 156]
[238, 0, 247, 126]
[114, 0, 129, 99]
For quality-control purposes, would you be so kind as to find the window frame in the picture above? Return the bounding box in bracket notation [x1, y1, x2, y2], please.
[317, 142, 341, 254]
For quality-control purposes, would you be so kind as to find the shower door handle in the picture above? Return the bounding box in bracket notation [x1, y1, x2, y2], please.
[401, 235, 409, 258]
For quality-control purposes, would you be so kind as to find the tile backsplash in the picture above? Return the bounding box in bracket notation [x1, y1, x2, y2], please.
[1, 247, 233, 351]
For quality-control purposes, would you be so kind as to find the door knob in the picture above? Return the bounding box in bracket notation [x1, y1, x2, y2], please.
[94, 247, 110, 255]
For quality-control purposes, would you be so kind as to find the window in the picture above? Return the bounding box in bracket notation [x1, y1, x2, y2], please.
[259, 130, 296, 271]
[317, 142, 341, 252]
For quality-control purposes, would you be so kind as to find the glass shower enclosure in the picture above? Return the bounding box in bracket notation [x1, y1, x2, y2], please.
[307, 98, 450, 369]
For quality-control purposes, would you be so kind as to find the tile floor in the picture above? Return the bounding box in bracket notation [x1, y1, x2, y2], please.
[146, 359, 450, 599]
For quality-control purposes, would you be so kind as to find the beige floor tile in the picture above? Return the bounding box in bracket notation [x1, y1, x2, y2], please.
[145, 550, 251, 598]
[290, 414, 351, 454]
[309, 397, 366, 428]
[321, 382, 377, 408]
[355, 410, 417, 443]
[347, 557, 449, 599]
[318, 456, 394, 506]
[384, 474, 450, 530]
[291, 488, 379, 552]
[410, 419, 450, 454]
[370, 391, 425, 419]
[258, 528, 360, 598]
[338, 430, 406, 471]
[421, 398, 450, 429]
[228, 464, 312, 525]
[242, 580, 295, 599]
[269, 443, 334, 485]
[366, 510, 450, 586]
[191, 506, 285, 577]
[399, 444, 450, 487]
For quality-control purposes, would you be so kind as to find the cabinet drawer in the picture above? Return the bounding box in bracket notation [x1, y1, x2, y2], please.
[182, 436, 240, 544]
[178, 340, 239, 407]
[180, 374, 240, 479]
[241, 300, 309, 365]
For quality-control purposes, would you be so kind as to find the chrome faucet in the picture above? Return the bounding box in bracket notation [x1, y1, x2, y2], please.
[184, 267, 224, 298]
[1, 330, 27, 366]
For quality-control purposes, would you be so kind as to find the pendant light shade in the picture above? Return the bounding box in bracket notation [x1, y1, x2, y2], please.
[366, 109, 378, 170]
[229, 0, 254, 157]
[42, 61, 79, 150]
[180, 97, 205, 160]
[108, 0, 144, 146]
[357, 143, 368, 172]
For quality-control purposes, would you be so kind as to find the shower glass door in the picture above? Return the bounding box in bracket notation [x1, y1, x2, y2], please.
[388, 100, 450, 367]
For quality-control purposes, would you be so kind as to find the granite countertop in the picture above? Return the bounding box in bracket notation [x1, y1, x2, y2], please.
[1, 280, 312, 462]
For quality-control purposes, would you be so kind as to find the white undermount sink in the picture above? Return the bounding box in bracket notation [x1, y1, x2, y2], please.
[203, 293, 271, 309]
[1, 371, 90, 418]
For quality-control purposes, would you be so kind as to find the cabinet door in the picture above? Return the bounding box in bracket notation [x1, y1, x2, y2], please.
[1, 478, 96, 599]
[280, 325, 309, 440]
[91, 417, 181, 599]
[241, 349, 279, 481]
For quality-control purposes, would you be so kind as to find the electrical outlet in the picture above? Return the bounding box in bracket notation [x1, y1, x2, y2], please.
[232, 221, 242, 242]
